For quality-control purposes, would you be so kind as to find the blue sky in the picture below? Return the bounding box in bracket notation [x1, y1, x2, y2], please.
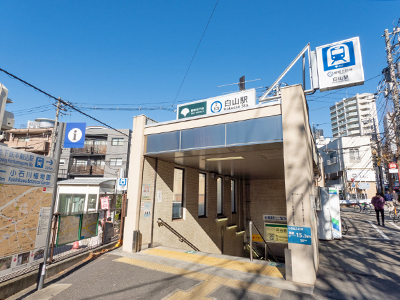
[0, 1, 399, 137]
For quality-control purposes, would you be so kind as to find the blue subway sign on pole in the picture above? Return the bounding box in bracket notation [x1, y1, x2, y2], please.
[64, 123, 86, 148]
[316, 37, 364, 92]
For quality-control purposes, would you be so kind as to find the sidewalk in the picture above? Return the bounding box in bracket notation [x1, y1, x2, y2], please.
[7, 212, 400, 299]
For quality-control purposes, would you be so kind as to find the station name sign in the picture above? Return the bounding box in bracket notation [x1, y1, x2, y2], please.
[316, 37, 364, 92]
[177, 89, 256, 120]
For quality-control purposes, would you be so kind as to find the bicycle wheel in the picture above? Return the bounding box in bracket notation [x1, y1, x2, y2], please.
[389, 210, 393, 219]
[354, 205, 361, 213]
[341, 218, 348, 235]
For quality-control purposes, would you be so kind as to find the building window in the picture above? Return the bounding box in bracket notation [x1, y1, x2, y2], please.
[198, 173, 206, 217]
[110, 158, 123, 166]
[18, 137, 30, 142]
[111, 138, 124, 146]
[349, 149, 360, 162]
[217, 177, 223, 215]
[173, 168, 184, 219]
[231, 179, 236, 213]
[59, 159, 66, 166]
[87, 194, 98, 212]
[58, 194, 85, 215]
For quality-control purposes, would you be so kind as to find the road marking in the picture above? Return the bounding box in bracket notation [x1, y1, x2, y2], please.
[114, 257, 282, 298]
[344, 235, 386, 240]
[367, 221, 390, 240]
[389, 222, 400, 230]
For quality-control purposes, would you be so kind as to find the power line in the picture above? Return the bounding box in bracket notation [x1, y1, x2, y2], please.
[171, 0, 219, 107]
[0, 67, 129, 137]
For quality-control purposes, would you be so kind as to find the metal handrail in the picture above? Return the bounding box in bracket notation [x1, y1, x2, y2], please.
[157, 218, 200, 252]
[249, 221, 278, 263]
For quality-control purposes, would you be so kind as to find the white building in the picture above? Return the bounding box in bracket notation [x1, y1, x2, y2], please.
[330, 93, 378, 138]
[316, 136, 331, 149]
[321, 136, 376, 200]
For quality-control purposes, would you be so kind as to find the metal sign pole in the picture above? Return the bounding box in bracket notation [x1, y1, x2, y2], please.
[37, 122, 65, 290]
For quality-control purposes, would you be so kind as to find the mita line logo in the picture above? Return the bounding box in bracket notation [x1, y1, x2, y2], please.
[322, 41, 356, 71]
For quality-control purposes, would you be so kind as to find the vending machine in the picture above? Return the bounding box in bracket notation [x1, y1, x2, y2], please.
[317, 187, 341, 240]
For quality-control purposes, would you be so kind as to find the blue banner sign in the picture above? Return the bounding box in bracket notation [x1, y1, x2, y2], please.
[0, 146, 56, 173]
[0, 164, 55, 187]
[64, 123, 86, 148]
[287, 226, 312, 245]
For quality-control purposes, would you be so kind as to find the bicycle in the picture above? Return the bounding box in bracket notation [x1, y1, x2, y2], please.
[353, 202, 372, 214]
[341, 217, 348, 235]
[389, 205, 400, 222]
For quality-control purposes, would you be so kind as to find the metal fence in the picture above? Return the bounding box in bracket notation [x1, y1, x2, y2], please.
[0, 218, 120, 284]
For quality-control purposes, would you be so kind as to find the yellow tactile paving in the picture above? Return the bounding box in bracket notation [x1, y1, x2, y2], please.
[142, 248, 285, 278]
[114, 256, 282, 298]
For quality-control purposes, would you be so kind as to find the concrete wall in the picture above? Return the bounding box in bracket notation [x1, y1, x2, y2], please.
[138, 157, 246, 257]
[281, 85, 319, 285]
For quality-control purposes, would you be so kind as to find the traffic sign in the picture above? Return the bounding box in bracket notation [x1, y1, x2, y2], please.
[0, 146, 56, 173]
[117, 178, 128, 191]
[358, 182, 370, 190]
[63, 123, 86, 148]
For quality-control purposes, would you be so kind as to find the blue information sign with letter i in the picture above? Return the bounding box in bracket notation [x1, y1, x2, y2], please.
[64, 123, 86, 148]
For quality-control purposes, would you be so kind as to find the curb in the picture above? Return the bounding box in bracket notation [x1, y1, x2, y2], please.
[0, 242, 117, 300]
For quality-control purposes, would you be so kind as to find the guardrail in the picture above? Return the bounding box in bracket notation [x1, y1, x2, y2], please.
[249, 221, 278, 263]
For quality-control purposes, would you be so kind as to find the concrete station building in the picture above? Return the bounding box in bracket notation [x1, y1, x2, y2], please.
[122, 85, 321, 285]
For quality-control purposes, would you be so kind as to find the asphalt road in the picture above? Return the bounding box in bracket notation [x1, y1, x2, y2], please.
[9, 208, 400, 300]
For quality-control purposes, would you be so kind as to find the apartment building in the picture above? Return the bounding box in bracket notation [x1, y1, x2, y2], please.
[58, 126, 131, 180]
[321, 136, 376, 199]
[330, 93, 378, 138]
[3, 119, 54, 156]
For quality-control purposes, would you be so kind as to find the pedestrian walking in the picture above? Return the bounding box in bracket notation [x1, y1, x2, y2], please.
[384, 190, 394, 212]
[371, 193, 385, 226]
[392, 190, 398, 206]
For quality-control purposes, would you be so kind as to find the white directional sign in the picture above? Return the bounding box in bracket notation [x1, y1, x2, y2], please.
[263, 215, 287, 222]
[117, 178, 128, 191]
[0, 146, 56, 173]
[358, 182, 370, 190]
[0, 164, 55, 187]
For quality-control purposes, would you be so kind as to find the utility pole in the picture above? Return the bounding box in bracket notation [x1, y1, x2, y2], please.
[373, 118, 385, 193]
[37, 122, 65, 290]
[49, 97, 61, 158]
[384, 28, 400, 153]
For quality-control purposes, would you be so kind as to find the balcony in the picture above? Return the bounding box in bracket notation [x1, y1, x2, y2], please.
[346, 106, 357, 113]
[345, 100, 357, 105]
[347, 117, 359, 124]
[347, 112, 358, 117]
[71, 144, 107, 155]
[6, 140, 50, 154]
[69, 165, 105, 176]
[332, 123, 338, 129]
[347, 123, 360, 129]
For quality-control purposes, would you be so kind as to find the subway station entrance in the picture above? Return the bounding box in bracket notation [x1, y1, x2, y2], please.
[123, 85, 321, 285]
